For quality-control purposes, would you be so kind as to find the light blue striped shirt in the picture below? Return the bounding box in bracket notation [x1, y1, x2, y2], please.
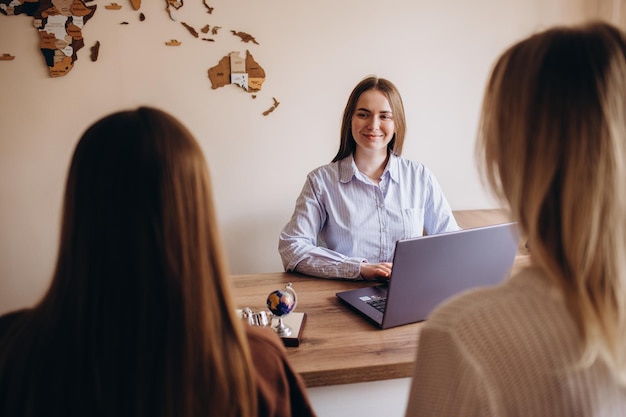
[278, 154, 459, 279]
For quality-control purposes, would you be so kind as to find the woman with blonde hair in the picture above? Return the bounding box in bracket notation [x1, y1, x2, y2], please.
[0, 107, 316, 417]
[405, 22, 626, 416]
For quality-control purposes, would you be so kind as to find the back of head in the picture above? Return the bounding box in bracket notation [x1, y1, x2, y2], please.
[58, 107, 206, 299]
[333, 76, 407, 162]
[0, 107, 256, 416]
[478, 22, 626, 381]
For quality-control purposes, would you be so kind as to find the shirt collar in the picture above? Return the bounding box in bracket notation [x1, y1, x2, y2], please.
[338, 153, 400, 184]
[387, 154, 400, 183]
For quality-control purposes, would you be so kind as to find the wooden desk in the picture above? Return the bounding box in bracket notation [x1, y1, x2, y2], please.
[231, 272, 419, 387]
[232, 258, 530, 388]
[231, 209, 526, 388]
[453, 208, 510, 229]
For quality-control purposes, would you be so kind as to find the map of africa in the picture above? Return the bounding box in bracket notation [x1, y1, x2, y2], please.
[0, 0, 97, 77]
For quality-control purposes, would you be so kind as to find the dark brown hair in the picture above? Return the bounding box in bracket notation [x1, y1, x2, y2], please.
[0, 107, 257, 416]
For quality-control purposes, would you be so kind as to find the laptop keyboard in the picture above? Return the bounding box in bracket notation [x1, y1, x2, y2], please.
[366, 297, 387, 313]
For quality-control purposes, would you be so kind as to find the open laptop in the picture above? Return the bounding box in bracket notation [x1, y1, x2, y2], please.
[336, 222, 520, 329]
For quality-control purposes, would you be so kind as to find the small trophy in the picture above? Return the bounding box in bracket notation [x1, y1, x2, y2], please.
[241, 307, 271, 327]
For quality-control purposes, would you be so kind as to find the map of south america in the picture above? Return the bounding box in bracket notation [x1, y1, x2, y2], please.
[0, 0, 96, 77]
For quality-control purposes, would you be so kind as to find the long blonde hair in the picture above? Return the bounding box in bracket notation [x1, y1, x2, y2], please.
[0, 107, 257, 416]
[478, 22, 626, 382]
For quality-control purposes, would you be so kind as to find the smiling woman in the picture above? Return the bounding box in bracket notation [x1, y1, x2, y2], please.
[278, 76, 459, 281]
[351, 89, 396, 181]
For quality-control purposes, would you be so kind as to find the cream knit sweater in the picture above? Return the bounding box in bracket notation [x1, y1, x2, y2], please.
[405, 264, 626, 416]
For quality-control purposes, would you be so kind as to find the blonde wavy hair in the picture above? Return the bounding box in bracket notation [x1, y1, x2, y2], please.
[478, 21, 626, 382]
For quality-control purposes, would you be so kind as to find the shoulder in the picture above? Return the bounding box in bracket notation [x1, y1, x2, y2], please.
[245, 326, 287, 384]
[305, 159, 352, 190]
[415, 267, 615, 415]
[245, 326, 315, 417]
[0, 309, 28, 339]
[245, 324, 286, 354]
[308, 160, 339, 178]
[391, 155, 430, 177]
[424, 266, 568, 342]
[425, 266, 558, 328]
[245, 325, 289, 374]
[390, 155, 439, 188]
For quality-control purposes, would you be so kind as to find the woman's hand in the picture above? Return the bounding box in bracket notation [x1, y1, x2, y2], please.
[360, 262, 393, 281]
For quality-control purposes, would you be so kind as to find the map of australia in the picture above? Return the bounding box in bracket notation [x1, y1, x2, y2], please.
[1, 0, 97, 77]
[208, 50, 265, 93]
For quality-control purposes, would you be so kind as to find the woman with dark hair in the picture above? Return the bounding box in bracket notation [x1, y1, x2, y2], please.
[279, 76, 458, 280]
[405, 22, 626, 416]
[0, 107, 316, 417]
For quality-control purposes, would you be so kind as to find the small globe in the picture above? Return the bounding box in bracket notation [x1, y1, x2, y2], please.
[266, 287, 296, 316]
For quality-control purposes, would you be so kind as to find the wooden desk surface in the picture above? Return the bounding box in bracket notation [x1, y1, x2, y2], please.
[453, 208, 510, 229]
[231, 209, 525, 388]
[231, 272, 419, 387]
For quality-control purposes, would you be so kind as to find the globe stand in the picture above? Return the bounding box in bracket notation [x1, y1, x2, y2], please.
[265, 282, 307, 346]
[274, 316, 292, 337]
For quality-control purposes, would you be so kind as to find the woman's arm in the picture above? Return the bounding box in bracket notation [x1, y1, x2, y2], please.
[278, 175, 365, 279]
[423, 169, 460, 235]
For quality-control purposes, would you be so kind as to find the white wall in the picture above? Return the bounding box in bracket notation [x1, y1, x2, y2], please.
[0, 0, 592, 315]
[308, 378, 411, 417]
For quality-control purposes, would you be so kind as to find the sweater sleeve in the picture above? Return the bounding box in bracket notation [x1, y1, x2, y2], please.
[405, 324, 490, 417]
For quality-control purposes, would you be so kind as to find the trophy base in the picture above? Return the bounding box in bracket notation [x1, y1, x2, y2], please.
[272, 312, 306, 347]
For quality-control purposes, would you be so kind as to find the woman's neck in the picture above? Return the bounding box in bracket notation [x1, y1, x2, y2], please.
[354, 150, 389, 182]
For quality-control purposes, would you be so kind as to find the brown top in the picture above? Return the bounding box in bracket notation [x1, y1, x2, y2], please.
[0, 310, 316, 417]
[246, 325, 316, 417]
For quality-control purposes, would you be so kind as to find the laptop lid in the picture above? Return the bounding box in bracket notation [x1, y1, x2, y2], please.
[336, 222, 520, 329]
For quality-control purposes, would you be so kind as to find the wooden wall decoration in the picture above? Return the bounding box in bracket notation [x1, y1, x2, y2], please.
[0, 0, 279, 115]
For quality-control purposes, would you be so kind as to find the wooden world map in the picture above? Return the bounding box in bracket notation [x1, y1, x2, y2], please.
[0, 0, 280, 116]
